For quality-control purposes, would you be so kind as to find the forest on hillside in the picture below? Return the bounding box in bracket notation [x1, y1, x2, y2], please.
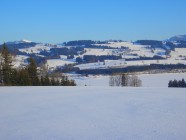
[0, 44, 76, 86]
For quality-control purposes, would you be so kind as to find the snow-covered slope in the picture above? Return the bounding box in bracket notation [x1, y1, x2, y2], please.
[46, 59, 75, 70]
[13, 55, 29, 68]
[94, 41, 166, 58]
[170, 48, 186, 59]
[83, 48, 113, 56]
[0, 87, 186, 140]
[19, 44, 53, 54]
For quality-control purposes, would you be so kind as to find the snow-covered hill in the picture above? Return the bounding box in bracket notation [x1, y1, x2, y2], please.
[19, 44, 53, 54]
[46, 59, 75, 70]
[6, 39, 33, 44]
[0, 87, 186, 140]
[1, 36, 186, 71]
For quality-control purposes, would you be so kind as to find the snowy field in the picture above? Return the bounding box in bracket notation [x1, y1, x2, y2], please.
[46, 59, 75, 69]
[19, 44, 53, 54]
[0, 87, 186, 140]
[139, 73, 186, 87]
[71, 73, 186, 87]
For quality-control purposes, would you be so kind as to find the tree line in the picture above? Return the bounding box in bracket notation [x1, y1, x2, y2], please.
[0, 43, 76, 86]
[77, 64, 186, 75]
[168, 79, 186, 88]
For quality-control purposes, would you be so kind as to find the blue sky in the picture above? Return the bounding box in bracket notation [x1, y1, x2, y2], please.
[1, 0, 186, 43]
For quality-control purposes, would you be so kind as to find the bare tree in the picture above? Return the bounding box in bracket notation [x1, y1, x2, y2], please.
[109, 76, 115, 86]
[109, 75, 121, 86]
[121, 74, 129, 86]
[109, 74, 142, 87]
[115, 75, 121, 86]
[129, 75, 142, 87]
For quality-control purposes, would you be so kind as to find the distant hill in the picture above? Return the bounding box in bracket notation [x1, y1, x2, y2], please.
[168, 35, 186, 42]
[1, 35, 186, 72]
[135, 40, 164, 48]
[0, 40, 38, 50]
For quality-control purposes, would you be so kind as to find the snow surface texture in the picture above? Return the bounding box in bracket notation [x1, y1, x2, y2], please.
[0, 87, 186, 140]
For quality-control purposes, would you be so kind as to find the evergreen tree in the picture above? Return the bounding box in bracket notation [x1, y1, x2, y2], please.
[17, 69, 31, 86]
[178, 80, 182, 87]
[10, 69, 19, 86]
[51, 77, 56, 86]
[27, 58, 39, 85]
[60, 75, 76, 86]
[40, 76, 45, 86]
[168, 79, 186, 88]
[181, 79, 186, 87]
[44, 75, 51, 86]
[56, 79, 60, 86]
[0, 53, 3, 85]
[0, 43, 13, 85]
[168, 80, 173, 87]
[0, 45, 76, 86]
[172, 80, 178, 87]
[61, 76, 68, 86]
[69, 79, 76, 86]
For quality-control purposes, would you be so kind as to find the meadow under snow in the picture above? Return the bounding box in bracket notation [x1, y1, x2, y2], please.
[0, 87, 186, 140]
[71, 73, 186, 87]
[1, 65, 186, 139]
